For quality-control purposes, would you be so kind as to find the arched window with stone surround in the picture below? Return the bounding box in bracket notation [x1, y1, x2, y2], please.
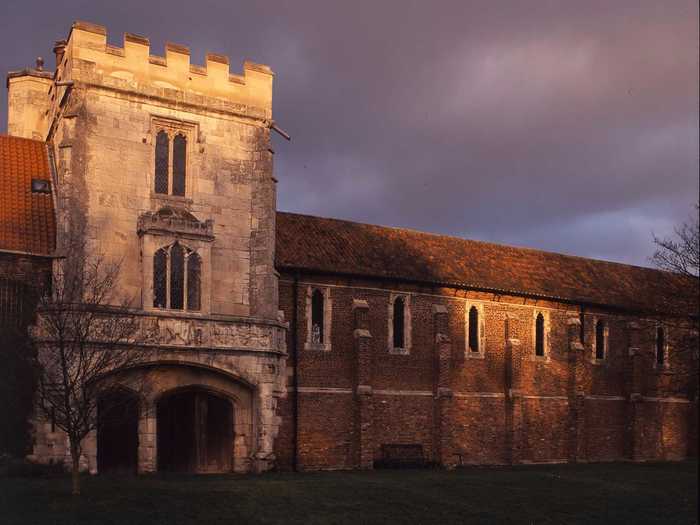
[595, 320, 606, 360]
[311, 289, 325, 344]
[153, 127, 188, 196]
[535, 313, 545, 356]
[152, 242, 200, 311]
[393, 296, 405, 349]
[468, 306, 480, 352]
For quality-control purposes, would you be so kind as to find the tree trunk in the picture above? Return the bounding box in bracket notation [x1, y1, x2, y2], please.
[70, 441, 81, 496]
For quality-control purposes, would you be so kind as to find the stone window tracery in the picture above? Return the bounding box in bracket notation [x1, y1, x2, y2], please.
[152, 118, 193, 197]
[153, 242, 201, 311]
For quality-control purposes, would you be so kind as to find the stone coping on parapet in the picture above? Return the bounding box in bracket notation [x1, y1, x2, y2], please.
[6, 68, 54, 88]
[60, 21, 273, 117]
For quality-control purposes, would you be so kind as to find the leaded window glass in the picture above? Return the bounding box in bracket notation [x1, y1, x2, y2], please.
[155, 131, 169, 194]
[187, 252, 201, 312]
[172, 134, 187, 197]
[153, 248, 167, 308]
[153, 243, 201, 311]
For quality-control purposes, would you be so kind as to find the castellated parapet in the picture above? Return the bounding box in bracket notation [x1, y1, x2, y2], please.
[53, 21, 273, 120]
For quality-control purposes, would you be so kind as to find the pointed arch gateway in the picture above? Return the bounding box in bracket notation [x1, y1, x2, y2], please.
[97, 388, 139, 474]
[156, 388, 233, 473]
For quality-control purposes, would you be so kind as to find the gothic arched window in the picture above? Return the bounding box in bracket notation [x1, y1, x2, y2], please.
[393, 296, 405, 349]
[153, 128, 188, 196]
[468, 306, 479, 352]
[535, 313, 545, 356]
[187, 252, 201, 312]
[172, 134, 187, 196]
[152, 242, 201, 311]
[595, 320, 606, 360]
[154, 130, 169, 194]
[311, 289, 324, 344]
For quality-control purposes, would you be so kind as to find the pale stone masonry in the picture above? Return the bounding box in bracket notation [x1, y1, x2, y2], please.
[10, 21, 287, 474]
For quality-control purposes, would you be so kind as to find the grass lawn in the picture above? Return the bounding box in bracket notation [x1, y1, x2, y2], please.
[0, 460, 697, 524]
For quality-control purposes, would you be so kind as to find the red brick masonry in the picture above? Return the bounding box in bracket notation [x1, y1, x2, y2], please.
[273, 213, 698, 470]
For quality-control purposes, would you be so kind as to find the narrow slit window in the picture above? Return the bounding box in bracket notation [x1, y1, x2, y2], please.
[311, 289, 324, 344]
[656, 327, 665, 366]
[393, 297, 405, 349]
[595, 320, 605, 360]
[468, 306, 479, 352]
[535, 313, 545, 356]
[154, 130, 169, 194]
[172, 134, 187, 196]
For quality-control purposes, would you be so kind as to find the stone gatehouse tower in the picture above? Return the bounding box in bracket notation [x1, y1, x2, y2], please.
[11, 21, 288, 473]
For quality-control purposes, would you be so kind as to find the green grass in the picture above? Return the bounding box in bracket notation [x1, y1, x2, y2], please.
[0, 461, 697, 524]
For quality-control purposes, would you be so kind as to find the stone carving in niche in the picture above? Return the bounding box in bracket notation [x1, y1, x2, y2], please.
[137, 206, 214, 240]
[138, 316, 286, 353]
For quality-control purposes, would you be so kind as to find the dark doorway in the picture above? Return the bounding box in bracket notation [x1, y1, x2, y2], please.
[97, 389, 139, 474]
[157, 389, 233, 473]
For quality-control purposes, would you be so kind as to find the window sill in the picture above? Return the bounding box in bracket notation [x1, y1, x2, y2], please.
[151, 193, 193, 205]
[466, 351, 485, 360]
[147, 306, 206, 317]
[388, 347, 410, 355]
[591, 358, 606, 366]
[304, 342, 331, 352]
[530, 355, 551, 363]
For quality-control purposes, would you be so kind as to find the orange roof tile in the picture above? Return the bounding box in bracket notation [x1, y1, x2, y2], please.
[0, 135, 56, 255]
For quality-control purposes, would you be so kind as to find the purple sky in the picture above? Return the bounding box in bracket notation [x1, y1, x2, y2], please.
[2, 1, 697, 267]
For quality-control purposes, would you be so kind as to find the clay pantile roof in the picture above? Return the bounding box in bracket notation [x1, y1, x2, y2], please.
[276, 212, 697, 315]
[0, 135, 56, 255]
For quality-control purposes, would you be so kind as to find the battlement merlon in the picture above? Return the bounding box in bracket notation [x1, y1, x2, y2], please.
[58, 21, 273, 118]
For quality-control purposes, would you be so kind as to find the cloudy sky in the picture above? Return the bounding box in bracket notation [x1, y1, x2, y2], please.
[1, 1, 697, 267]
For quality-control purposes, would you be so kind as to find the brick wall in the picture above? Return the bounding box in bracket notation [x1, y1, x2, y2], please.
[274, 271, 698, 470]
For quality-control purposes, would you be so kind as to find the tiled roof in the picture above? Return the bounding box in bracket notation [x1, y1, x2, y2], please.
[0, 135, 56, 255]
[276, 212, 696, 314]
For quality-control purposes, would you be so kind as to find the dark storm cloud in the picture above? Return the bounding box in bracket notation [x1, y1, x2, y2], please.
[1, 1, 697, 267]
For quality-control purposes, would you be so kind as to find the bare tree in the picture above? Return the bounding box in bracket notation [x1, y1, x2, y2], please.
[652, 204, 699, 278]
[32, 239, 148, 495]
[648, 204, 699, 399]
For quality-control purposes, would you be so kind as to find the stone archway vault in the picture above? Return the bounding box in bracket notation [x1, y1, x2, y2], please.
[93, 363, 258, 474]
